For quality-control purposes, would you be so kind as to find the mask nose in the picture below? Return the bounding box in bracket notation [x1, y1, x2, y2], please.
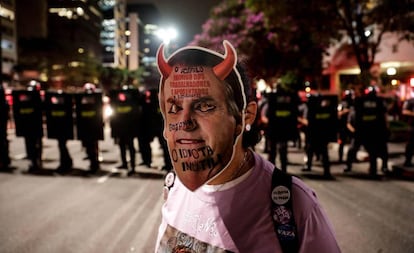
[182, 118, 198, 131]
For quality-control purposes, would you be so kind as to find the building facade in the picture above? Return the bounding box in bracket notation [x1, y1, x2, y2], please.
[11, 0, 102, 89]
[323, 31, 414, 100]
[101, 2, 161, 70]
[48, 0, 103, 88]
[1, 0, 17, 85]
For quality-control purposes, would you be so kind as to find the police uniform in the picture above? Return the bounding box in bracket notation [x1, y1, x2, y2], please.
[136, 89, 156, 168]
[345, 87, 389, 176]
[75, 84, 103, 174]
[337, 90, 354, 162]
[263, 89, 300, 172]
[302, 94, 338, 178]
[12, 84, 44, 172]
[0, 86, 10, 170]
[44, 90, 74, 173]
[343, 106, 362, 173]
[402, 98, 414, 167]
[109, 86, 140, 175]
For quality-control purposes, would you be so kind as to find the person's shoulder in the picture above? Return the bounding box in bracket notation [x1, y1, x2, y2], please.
[252, 152, 274, 176]
[290, 177, 341, 252]
[290, 176, 320, 212]
[292, 177, 316, 198]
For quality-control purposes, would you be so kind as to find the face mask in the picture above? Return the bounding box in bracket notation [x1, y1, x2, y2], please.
[157, 41, 247, 191]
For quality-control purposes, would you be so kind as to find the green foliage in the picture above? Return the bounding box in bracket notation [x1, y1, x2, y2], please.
[193, 0, 340, 90]
[333, 0, 414, 86]
[194, 0, 414, 90]
[99, 66, 145, 93]
[191, 0, 281, 81]
[99, 67, 126, 90]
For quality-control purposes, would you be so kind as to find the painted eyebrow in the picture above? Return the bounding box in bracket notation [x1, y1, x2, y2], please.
[165, 96, 217, 109]
[192, 96, 215, 104]
[166, 97, 177, 104]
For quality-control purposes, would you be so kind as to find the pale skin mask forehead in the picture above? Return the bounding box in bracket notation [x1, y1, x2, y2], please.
[165, 65, 219, 100]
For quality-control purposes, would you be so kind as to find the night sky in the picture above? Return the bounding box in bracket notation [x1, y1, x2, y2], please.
[127, 0, 221, 46]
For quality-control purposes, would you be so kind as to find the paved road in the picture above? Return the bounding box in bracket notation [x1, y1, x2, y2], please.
[1, 127, 413, 253]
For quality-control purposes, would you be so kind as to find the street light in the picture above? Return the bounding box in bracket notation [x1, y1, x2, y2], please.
[387, 67, 397, 76]
[155, 27, 178, 45]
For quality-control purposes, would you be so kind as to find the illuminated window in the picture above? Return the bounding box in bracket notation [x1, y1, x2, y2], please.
[0, 7, 14, 21]
[1, 40, 13, 50]
[49, 7, 89, 20]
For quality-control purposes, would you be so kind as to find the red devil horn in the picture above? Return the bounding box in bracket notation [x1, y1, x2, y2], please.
[213, 41, 236, 80]
[157, 44, 172, 78]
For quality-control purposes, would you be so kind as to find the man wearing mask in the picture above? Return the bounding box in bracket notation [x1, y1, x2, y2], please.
[154, 41, 340, 252]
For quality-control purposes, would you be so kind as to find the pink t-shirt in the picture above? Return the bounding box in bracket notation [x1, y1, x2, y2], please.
[155, 152, 341, 253]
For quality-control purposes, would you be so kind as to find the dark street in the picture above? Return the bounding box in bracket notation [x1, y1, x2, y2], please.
[1, 127, 413, 253]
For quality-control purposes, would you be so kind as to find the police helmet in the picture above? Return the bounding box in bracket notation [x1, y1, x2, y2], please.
[83, 83, 96, 93]
[27, 80, 41, 91]
[364, 85, 378, 96]
[342, 89, 355, 101]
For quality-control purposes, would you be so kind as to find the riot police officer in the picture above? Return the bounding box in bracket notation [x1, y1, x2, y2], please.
[44, 90, 74, 174]
[136, 88, 172, 171]
[337, 89, 354, 163]
[261, 87, 300, 172]
[12, 81, 43, 172]
[0, 85, 10, 170]
[75, 83, 104, 174]
[301, 94, 338, 178]
[401, 97, 414, 167]
[344, 86, 390, 176]
[136, 89, 155, 168]
[109, 85, 140, 175]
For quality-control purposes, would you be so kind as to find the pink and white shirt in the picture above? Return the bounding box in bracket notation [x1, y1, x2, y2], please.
[155, 152, 341, 253]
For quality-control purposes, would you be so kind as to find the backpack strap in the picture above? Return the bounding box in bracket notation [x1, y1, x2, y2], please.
[271, 167, 299, 253]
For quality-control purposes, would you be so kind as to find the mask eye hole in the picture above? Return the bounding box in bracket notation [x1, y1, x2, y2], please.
[194, 101, 216, 113]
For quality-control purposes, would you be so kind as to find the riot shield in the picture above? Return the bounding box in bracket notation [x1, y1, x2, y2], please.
[266, 91, 300, 141]
[0, 88, 10, 168]
[12, 90, 43, 137]
[354, 96, 387, 138]
[44, 91, 74, 140]
[307, 95, 338, 142]
[74, 92, 104, 141]
[0, 88, 8, 134]
[108, 89, 141, 138]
